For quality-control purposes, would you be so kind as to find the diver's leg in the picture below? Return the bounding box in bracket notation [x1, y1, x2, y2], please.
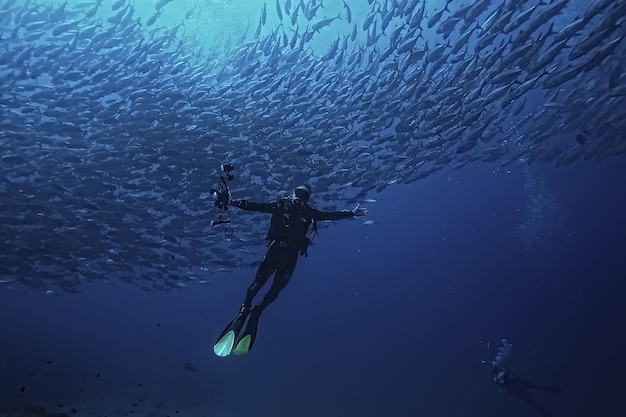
[516, 393, 554, 417]
[532, 384, 562, 394]
[215, 247, 277, 356]
[231, 250, 299, 355]
[243, 245, 279, 310]
[253, 249, 298, 313]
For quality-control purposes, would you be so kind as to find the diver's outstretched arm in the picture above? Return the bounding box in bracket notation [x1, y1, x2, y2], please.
[231, 199, 276, 213]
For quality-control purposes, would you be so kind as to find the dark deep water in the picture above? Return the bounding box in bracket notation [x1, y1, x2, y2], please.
[1, 157, 625, 417]
[1, 0, 626, 415]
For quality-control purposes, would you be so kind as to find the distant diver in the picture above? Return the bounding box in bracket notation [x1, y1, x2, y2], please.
[213, 185, 368, 356]
[492, 365, 562, 417]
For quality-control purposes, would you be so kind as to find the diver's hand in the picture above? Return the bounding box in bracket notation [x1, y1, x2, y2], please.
[230, 199, 243, 208]
[352, 204, 368, 216]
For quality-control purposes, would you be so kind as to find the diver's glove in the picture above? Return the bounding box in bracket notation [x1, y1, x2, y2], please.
[230, 199, 247, 209]
[352, 203, 368, 216]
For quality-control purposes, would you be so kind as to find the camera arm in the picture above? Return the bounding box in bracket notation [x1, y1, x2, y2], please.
[210, 164, 235, 227]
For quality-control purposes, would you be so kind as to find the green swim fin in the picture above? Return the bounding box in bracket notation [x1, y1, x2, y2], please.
[233, 309, 261, 356]
[213, 310, 248, 357]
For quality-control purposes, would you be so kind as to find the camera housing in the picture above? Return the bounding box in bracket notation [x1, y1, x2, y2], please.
[221, 164, 234, 180]
[210, 163, 234, 220]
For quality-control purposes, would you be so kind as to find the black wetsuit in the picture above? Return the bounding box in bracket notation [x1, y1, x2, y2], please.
[492, 366, 562, 417]
[233, 196, 354, 314]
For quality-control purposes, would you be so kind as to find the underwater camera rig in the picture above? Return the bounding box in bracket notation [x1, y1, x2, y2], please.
[210, 163, 234, 227]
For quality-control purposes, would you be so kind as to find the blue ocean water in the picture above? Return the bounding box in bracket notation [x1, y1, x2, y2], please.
[1, 0, 626, 416]
[2, 158, 625, 416]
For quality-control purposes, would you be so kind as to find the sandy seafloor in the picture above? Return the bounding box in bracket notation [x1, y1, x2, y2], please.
[2, 389, 221, 417]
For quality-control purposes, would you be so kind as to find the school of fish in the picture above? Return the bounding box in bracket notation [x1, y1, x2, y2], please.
[1, 0, 624, 293]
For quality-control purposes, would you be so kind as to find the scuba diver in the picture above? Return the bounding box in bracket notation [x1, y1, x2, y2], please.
[492, 365, 562, 417]
[213, 185, 368, 356]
